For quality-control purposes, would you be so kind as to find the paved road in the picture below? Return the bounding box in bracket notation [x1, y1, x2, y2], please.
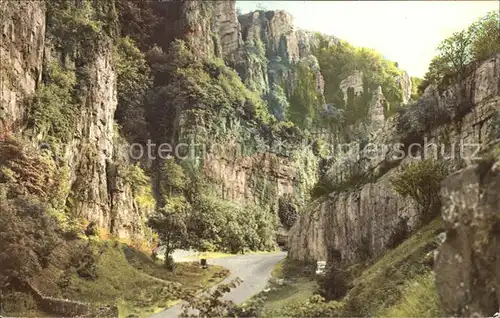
[150, 252, 287, 318]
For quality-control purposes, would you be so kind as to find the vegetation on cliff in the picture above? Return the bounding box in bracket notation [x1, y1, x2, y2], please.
[419, 11, 499, 92]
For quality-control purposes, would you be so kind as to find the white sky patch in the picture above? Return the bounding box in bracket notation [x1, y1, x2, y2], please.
[236, 1, 499, 77]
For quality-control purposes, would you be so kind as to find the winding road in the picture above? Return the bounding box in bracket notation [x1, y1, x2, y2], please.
[150, 251, 287, 318]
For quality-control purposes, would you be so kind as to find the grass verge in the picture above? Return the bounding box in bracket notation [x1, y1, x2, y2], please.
[26, 239, 229, 318]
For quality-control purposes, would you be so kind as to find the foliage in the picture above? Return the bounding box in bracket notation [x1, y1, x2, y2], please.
[147, 40, 271, 146]
[116, 0, 162, 49]
[0, 195, 61, 287]
[288, 60, 324, 129]
[45, 0, 108, 57]
[158, 158, 187, 198]
[180, 278, 243, 317]
[266, 295, 345, 317]
[390, 160, 449, 224]
[188, 188, 276, 253]
[379, 272, 443, 317]
[266, 83, 290, 121]
[147, 197, 190, 269]
[113, 37, 151, 144]
[396, 94, 451, 143]
[291, 147, 319, 204]
[410, 76, 423, 100]
[420, 11, 499, 92]
[240, 39, 268, 94]
[313, 37, 403, 126]
[27, 63, 77, 142]
[316, 263, 349, 301]
[469, 11, 500, 61]
[125, 164, 155, 211]
[278, 194, 298, 230]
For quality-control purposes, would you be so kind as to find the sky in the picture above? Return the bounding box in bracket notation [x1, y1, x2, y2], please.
[236, 1, 499, 77]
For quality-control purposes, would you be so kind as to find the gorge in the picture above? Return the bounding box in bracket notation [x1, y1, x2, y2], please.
[0, 1, 499, 317]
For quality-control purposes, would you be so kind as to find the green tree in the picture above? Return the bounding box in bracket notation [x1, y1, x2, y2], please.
[114, 37, 151, 144]
[158, 158, 187, 198]
[147, 196, 190, 270]
[469, 11, 500, 61]
[420, 11, 499, 92]
[390, 159, 449, 224]
[278, 194, 298, 230]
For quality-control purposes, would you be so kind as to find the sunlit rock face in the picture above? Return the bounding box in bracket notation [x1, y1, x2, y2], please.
[289, 55, 500, 265]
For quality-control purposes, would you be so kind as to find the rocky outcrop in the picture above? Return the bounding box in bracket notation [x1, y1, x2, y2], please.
[0, 0, 150, 239]
[339, 70, 364, 102]
[204, 151, 297, 203]
[180, 1, 243, 60]
[239, 10, 299, 63]
[289, 172, 418, 263]
[396, 71, 412, 104]
[0, 1, 45, 133]
[289, 55, 500, 264]
[435, 141, 500, 317]
[369, 86, 387, 132]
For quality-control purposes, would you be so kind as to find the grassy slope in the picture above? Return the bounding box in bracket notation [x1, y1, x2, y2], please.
[250, 258, 318, 313]
[30, 240, 228, 318]
[344, 218, 443, 316]
[258, 219, 444, 317]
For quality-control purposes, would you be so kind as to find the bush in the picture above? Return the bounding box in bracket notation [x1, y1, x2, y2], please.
[278, 194, 299, 230]
[390, 160, 449, 224]
[266, 295, 345, 317]
[316, 263, 349, 301]
[0, 196, 61, 287]
[27, 63, 78, 142]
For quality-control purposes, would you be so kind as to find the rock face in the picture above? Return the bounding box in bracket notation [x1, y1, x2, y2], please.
[339, 70, 364, 102]
[289, 55, 500, 264]
[61, 40, 147, 238]
[0, 0, 150, 239]
[179, 0, 243, 60]
[239, 10, 299, 63]
[289, 173, 418, 263]
[204, 152, 297, 203]
[435, 142, 500, 317]
[0, 1, 45, 133]
[396, 71, 412, 104]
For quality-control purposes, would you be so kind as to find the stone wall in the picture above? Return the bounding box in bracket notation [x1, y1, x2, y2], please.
[25, 281, 118, 317]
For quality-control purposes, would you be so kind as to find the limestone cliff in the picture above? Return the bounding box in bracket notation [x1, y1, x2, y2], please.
[1, 0, 151, 239]
[289, 55, 500, 264]
[0, 1, 46, 133]
[435, 140, 500, 317]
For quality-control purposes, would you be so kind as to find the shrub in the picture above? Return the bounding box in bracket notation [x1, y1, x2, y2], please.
[27, 63, 77, 142]
[420, 11, 499, 91]
[180, 279, 242, 317]
[266, 295, 345, 317]
[390, 160, 449, 224]
[278, 194, 299, 230]
[0, 195, 61, 287]
[316, 263, 349, 301]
